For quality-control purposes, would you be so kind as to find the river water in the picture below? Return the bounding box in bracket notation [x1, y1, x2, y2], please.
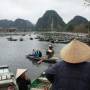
[0, 34, 65, 80]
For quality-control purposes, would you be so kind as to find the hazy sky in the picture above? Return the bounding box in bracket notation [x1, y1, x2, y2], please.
[0, 0, 90, 24]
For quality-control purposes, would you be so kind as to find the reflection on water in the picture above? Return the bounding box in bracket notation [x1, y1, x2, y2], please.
[0, 34, 65, 80]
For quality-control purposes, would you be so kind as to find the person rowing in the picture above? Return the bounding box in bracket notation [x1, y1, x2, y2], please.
[38, 44, 54, 64]
[46, 44, 54, 59]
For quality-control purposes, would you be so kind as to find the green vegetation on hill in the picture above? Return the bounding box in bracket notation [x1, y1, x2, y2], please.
[64, 16, 88, 33]
[36, 10, 66, 31]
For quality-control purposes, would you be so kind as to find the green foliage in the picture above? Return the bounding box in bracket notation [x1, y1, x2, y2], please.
[65, 16, 88, 32]
[36, 10, 66, 31]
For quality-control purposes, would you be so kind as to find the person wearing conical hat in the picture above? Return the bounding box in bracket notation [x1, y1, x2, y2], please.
[16, 69, 31, 90]
[45, 39, 90, 90]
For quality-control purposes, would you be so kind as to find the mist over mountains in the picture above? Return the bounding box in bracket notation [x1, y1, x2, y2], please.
[0, 10, 89, 33]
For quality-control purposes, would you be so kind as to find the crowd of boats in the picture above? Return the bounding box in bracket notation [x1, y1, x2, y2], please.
[37, 32, 90, 44]
[6, 36, 33, 41]
[2, 31, 90, 45]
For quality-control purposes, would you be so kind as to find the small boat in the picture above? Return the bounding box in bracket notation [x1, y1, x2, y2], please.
[7, 37, 17, 41]
[35, 37, 39, 39]
[19, 38, 23, 41]
[0, 65, 18, 90]
[26, 54, 57, 64]
[22, 34, 25, 36]
[59, 39, 70, 44]
[31, 73, 51, 90]
[30, 37, 33, 40]
[50, 40, 54, 43]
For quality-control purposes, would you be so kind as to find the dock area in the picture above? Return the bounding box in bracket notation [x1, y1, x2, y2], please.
[37, 32, 90, 44]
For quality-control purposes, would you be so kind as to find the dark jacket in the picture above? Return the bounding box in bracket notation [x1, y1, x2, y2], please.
[35, 50, 42, 58]
[45, 61, 90, 90]
[16, 77, 31, 90]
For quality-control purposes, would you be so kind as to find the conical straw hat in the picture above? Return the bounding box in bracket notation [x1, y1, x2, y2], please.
[16, 69, 27, 79]
[60, 39, 90, 63]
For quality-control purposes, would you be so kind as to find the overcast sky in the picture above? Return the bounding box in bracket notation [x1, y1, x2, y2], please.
[0, 0, 90, 24]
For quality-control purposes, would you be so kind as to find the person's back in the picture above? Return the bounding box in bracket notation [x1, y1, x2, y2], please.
[45, 61, 90, 90]
[16, 69, 31, 90]
[35, 50, 42, 58]
[38, 50, 42, 57]
[45, 39, 90, 90]
[17, 77, 31, 90]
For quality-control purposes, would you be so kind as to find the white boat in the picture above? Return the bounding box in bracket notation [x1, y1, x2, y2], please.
[0, 65, 18, 90]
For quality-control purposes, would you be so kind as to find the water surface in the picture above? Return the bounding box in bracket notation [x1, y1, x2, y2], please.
[0, 34, 65, 80]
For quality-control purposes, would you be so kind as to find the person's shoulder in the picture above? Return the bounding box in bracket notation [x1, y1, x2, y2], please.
[52, 61, 65, 68]
[84, 62, 90, 67]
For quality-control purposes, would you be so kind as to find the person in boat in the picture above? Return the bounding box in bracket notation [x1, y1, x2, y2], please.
[16, 69, 31, 90]
[37, 45, 54, 64]
[34, 49, 42, 58]
[31, 49, 36, 56]
[46, 44, 54, 58]
[45, 39, 90, 90]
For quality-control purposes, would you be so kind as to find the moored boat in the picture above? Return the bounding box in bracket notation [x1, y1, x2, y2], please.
[0, 65, 18, 90]
[30, 37, 33, 40]
[19, 37, 24, 41]
[7, 37, 17, 41]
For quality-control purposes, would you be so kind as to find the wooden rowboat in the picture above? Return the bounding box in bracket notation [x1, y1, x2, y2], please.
[26, 54, 58, 64]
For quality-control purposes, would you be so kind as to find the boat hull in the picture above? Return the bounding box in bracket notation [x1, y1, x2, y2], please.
[26, 55, 57, 64]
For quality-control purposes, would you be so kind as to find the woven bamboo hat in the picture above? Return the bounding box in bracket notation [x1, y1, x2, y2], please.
[60, 39, 90, 63]
[16, 69, 27, 79]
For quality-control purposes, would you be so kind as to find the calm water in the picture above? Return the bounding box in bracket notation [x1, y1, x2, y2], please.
[0, 34, 65, 80]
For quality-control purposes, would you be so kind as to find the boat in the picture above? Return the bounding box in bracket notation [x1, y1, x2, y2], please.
[19, 38, 24, 41]
[0, 65, 18, 90]
[59, 39, 71, 44]
[30, 37, 33, 40]
[7, 37, 17, 41]
[26, 54, 57, 64]
[31, 73, 51, 90]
